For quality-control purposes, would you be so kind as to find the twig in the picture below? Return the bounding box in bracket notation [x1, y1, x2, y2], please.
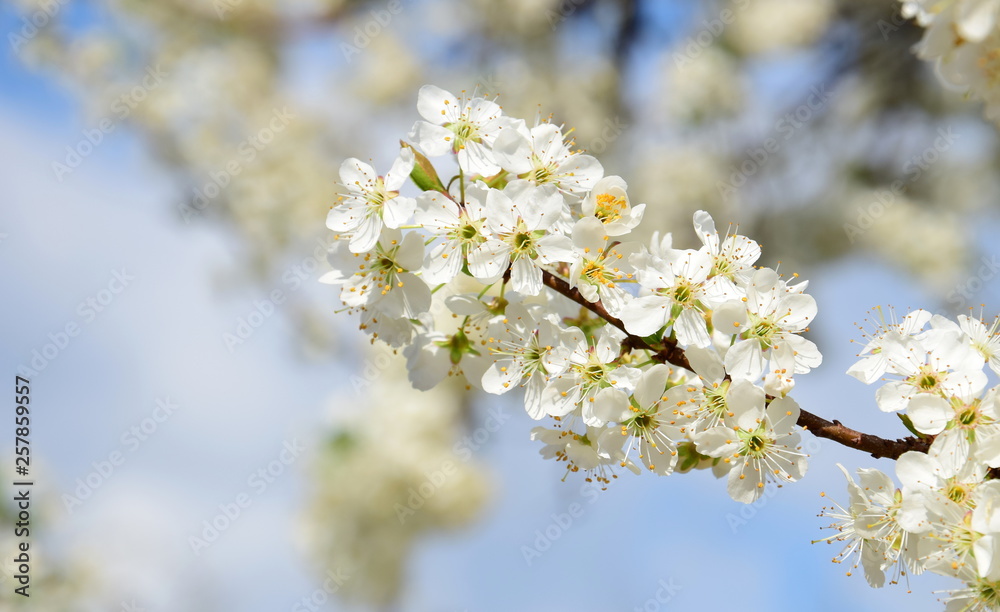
[540, 270, 930, 461]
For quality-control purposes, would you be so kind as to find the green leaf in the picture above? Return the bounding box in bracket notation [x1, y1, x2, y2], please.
[675, 442, 704, 473]
[400, 140, 446, 193]
[897, 413, 927, 439]
[327, 431, 356, 454]
[641, 330, 664, 346]
[484, 169, 509, 189]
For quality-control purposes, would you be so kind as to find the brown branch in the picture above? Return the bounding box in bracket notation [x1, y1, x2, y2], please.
[796, 410, 929, 460]
[539, 270, 931, 461]
[541, 271, 691, 371]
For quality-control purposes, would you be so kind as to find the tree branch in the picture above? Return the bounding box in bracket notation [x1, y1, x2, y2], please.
[540, 270, 930, 461]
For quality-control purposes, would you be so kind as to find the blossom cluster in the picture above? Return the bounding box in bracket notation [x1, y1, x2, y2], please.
[902, 0, 1000, 126]
[822, 309, 1000, 608]
[301, 354, 489, 606]
[321, 85, 822, 503]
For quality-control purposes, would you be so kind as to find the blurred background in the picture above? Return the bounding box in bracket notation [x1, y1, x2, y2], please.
[1, 0, 999, 610]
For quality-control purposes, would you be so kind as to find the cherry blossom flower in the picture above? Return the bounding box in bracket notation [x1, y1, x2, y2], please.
[541, 326, 640, 426]
[568, 217, 639, 317]
[321, 229, 430, 321]
[414, 181, 492, 285]
[847, 308, 933, 384]
[621, 248, 718, 346]
[694, 395, 807, 503]
[875, 329, 986, 413]
[469, 184, 576, 295]
[481, 304, 583, 419]
[580, 175, 645, 236]
[326, 149, 416, 253]
[714, 267, 821, 383]
[492, 122, 603, 200]
[408, 85, 523, 176]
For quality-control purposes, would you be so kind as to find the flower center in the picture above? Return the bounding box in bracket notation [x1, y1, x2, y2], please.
[527, 154, 559, 184]
[947, 483, 969, 505]
[913, 368, 941, 392]
[959, 407, 979, 427]
[745, 314, 777, 348]
[712, 257, 732, 278]
[980, 48, 1000, 87]
[581, 260, 617, 287]
[737, 426, 771, 458]
[450, 214, 489, 253]
[703, 383, 729, 416]
[637, 413, 655, 428]
[362, 176, 384, 204]
[594, 193, 626, 223]
[975, 577, 1000, 609]
[674, 283, 693, 305]
[582, 362, 607, 384]
[447, 118, 480, 150]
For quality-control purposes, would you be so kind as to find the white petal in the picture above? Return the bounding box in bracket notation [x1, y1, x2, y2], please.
[725, 339, 765, 381]
[620, 295, 671, 337]
[907, 394, 952, 435]
[482, 359, 519, 395]
[634, 364, 670, 408]
[467, 240, 510, 283]
[349, 215, 382, 253]
[416, 84, 456, 124]
[510, 256, 542, 296]
[382, 196, 415, 229]
[674, 308, 711, 348]
[408, 121, 454, 156]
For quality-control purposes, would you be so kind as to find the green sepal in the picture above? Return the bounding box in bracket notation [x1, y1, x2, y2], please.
[435, 328, 480, 366]
[676, 441, 709, 473]
[897, 413, 927, 439]
[400, 140, 447, 193]
[484, 169, 509, 189]
[327, 431, 356, 454]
